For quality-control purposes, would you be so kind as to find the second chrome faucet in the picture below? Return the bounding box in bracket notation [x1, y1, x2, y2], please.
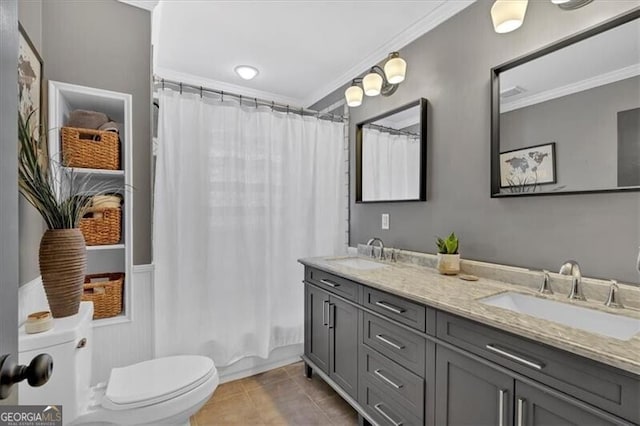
[559, 260, 586, 301]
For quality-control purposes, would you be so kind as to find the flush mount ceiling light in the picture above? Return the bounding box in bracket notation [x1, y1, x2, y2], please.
[344, 52, 407, 108]
[491, 0, 593, 34]
[491, 0, 528, 34]
[234, 65, 259, 80]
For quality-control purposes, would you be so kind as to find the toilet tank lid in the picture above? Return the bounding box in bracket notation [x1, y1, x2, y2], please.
[105, 355, 216, 408]
[19, 302, 94, 352]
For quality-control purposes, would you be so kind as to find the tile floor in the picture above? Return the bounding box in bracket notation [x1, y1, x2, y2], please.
[192, 361, 359, 425]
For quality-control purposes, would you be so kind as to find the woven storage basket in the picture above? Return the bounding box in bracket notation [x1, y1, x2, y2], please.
[79, 207, 121, 246]
[82, 273, 124, 319]
[61, 126, 120, 170]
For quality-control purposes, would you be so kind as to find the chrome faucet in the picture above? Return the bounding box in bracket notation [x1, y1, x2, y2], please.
[538, 270, 553, 294]
[559, 260, 586, 301]
[604, 280, 624, 308]
[367, 237, 384, 260]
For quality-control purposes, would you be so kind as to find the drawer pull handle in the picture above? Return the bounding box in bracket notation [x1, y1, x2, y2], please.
[374, 369, 403, 389]
[516, 397, 525, 426]
[322, 300, 329, 326]
[498, 389, 507, 426]
[375, 334, 405, 350]
[374, 403, 403, 426]
[485, 344, 544, 370]
[320, 279, 340, 288]
[375, 301, 406, 314]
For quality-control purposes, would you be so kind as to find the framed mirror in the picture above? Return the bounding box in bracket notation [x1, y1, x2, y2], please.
[356, 98, 427, 203]
[491, 8, 640, 197]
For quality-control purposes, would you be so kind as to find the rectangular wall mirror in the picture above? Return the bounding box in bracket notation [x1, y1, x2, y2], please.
[491, 9, 640, 197]
[356, 98, 427, 203]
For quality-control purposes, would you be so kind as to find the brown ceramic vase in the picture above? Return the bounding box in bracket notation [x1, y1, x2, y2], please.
[39, 229, 87, 318]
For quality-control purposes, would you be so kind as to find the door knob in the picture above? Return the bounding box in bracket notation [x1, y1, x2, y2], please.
[0, 353, 53, 400]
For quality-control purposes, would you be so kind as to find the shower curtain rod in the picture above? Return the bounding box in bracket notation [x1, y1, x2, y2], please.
[364, 122, 419, 138]
[153, 76, 346, 122]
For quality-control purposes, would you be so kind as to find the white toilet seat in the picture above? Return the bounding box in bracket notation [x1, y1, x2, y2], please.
[103, 355, 215, 410]
[74, 356, 219, 425]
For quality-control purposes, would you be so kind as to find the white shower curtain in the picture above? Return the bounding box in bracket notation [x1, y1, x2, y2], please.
[362, 127, 420, 201]
[153, 89, 347, 366]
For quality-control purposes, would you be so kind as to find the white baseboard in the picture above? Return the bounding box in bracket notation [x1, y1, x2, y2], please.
[217, 344, 304, 384]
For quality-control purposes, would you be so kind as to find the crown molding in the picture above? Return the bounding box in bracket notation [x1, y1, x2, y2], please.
[302, 0, 476, 107]
[154, 67, 304, 107]
[501, 63, 640, 113]
[117, 0, 158, 12]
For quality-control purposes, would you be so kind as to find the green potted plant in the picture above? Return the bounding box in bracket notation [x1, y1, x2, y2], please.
[18, 112, 112, 318]
[436, 232, 460, 275]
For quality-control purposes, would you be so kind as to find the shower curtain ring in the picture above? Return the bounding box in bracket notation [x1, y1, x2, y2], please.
[240, 95, 242, 105]
[200, 86, 203, 98]
[286, 105, 290, 114]
[179, 83, 183, 94]
[271, 101, 275, 111]
[255, 97, 258, 108]
[161, 79, 165, 90]
[221, 91, 224, 102]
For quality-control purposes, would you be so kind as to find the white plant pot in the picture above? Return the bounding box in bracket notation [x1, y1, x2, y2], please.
[437, 253, 460, 275]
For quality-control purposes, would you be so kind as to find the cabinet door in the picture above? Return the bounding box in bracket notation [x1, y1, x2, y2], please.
[435, 345, 514, 426]
[305, 284, 330, 374]
[515, 381, 622, 426]
[329, 296, 359, 398]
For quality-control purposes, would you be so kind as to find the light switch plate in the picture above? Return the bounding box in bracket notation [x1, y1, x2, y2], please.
[381, 213, 389, 230]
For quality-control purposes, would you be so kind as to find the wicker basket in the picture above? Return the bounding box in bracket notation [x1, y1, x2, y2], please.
[61, 126, 120, 170]
[79, 207, 121, 246]
[82, 273, 124, 319]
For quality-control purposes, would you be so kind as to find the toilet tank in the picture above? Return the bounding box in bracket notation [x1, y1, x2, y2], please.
[19, 302, 94, 424]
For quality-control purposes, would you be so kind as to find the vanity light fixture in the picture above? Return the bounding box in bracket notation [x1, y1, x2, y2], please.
[344, 52, 407, 108]
[234, 65, 259, 80]
[491, 0, 528, 34]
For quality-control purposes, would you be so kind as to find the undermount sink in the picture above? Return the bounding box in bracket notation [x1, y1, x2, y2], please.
[329, 257, 388, 271]
[480, 292, 640, 341]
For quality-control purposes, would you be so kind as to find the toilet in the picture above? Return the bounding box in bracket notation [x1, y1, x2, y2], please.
[19, 302, 218, 425]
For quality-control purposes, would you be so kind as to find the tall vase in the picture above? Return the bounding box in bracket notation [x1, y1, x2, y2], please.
[39, 229, 87, 318]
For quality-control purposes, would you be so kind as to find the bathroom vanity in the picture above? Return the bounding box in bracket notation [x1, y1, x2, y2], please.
[299, 254, 640, 426]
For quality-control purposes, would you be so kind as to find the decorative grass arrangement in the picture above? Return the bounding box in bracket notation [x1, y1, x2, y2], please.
[18, 111, 116, 228]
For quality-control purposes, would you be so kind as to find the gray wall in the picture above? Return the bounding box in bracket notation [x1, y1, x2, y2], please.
[18, 0, 44, 285]
[314, 1, 640, 284]
[0, 0, 20, 405]
[17, 0, 153, 273]
[501, 76, 640, 192]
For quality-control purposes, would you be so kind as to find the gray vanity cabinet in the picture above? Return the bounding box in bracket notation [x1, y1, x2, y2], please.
[304, 282, 358, 399]
[435, 345, 514, 426]
[302, 266, 638, 426]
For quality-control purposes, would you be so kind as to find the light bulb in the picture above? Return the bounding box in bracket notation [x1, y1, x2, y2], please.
[384, 54, 407, 84]
[491, 0, 528, 34]
[345, 85, 363, 107]
[362, 72, 383, 96]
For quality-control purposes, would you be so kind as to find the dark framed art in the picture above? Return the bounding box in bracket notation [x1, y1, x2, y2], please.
[18, 22, 43, 130]
[499, 142, 557, 189]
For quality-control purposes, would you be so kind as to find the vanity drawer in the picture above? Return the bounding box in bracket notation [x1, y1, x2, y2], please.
[437, 311, 640, 423]
[305, 267, 359, 302]
[363, 286, 426, 332]
[360, 344, 424, 418]
[359, 378, 423, 426]
[363, 312, 425, 377]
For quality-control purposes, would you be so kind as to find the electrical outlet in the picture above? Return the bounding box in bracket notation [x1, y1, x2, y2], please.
[381, 213, 390, 230]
